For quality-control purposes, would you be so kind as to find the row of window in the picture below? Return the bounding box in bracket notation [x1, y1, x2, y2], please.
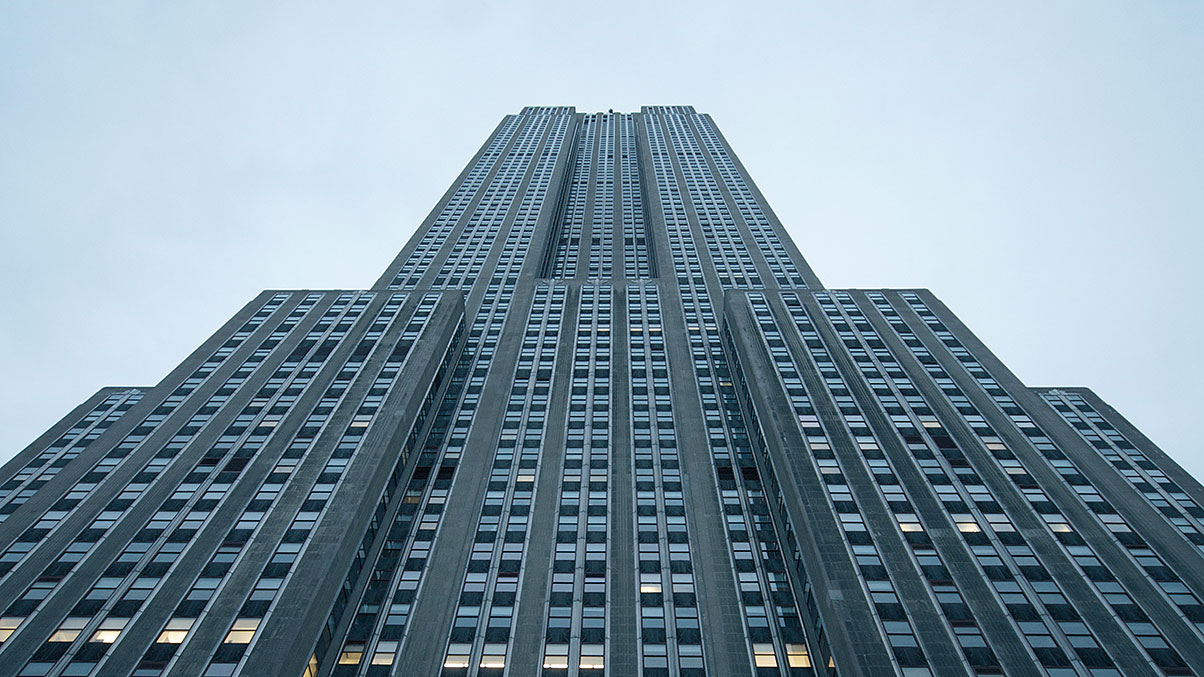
[655, 112, 763, 290]
[0, 292, 370, 673]
[539, 284, 612, 674]
[806, 290, 1114, 674]
[689, 116, 806, 288]
[194, 294, 438, 676]
[877, 291, 1193, 672]
[0, 293, 295, 579]
[0, 389, 144, 523]
[441, 283, 567, 675]
[124, 292, 393, 676]
[387, 115, 524, 289]
[548, 112, 653, 282]
[430, 113, 570, 291]
[1040, 390, 1204, 552]
[744, 292, 932, 675]
[648, 112, 822, 675]
[549, 114, 595, 278]
[628, 284, 707, 677]
[347, 157, 552, 672]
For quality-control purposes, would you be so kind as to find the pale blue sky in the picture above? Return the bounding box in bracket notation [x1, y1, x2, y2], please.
[1, 2, 1201, 475]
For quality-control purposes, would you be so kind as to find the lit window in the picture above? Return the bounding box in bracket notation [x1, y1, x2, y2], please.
[338, 643, 364, 665]
[753, 643, 778, 667]
[0, 617, 22, 642]
[223, 618, 259, 644]
[580, 644, 604, 670]
[543, 644, 569, 669]
[91, 618, 127, 643]
[49, 617, 88, 642]
[640, 574, 662, 593]
[956, 522, 980, 533]
[372, 641, 397, 666]
[786, 643, 812, 668]
[444, 644, 472, 669]
[480, 643, 507, 669]
[157, 618, 193, 644]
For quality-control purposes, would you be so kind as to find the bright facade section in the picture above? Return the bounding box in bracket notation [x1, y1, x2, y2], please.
[0, 106, 1201, 677]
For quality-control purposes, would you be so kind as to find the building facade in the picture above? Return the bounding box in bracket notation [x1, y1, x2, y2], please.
[1, 106, 1202, 677]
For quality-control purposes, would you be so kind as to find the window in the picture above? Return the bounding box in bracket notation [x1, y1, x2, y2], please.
[156, 618, 193, 644]
[223, 618, 259, 644]
[91, 618, 127, 643]
[49, 617, 88, 642]
[0, 617, 22, 642]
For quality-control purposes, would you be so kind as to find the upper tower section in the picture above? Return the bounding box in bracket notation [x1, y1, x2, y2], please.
[636, 105, 821, 288]
[373, 106, 823, 292]
[373, 106, 578, 291]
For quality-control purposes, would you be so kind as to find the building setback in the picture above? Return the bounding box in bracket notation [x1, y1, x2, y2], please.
[0, 106, 1202, 677]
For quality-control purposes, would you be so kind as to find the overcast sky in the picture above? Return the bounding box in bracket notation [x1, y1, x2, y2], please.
[1, 2, 1201, 478]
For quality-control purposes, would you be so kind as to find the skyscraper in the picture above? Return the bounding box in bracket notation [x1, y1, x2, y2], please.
[1, 105, 1201, 677]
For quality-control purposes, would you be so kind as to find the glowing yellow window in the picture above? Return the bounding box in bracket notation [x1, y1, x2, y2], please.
[543, 643, 569, 669]
[0, 617, 22, 642]
[223, 618, 259, 644]
[517, 474, 536, 483]
[640, 574, 662, 594]
[443, 643, 472, 669]
[786, 643, 812, 667]
[156, 618, 193, 644]
[753, 643, 778, 667]
[372, 641, 398, 665]
[479, 643, 507, 668]
[898, 522, 923, 533]
[49, 617, 88, 642]
[580, 644, 604, 669]
[1049, 523, 1073, 533]
[956, 522, 981, 533]
[338, 643, 364, 665]
[303, 654, 319, 677]
[90, 618, 127, 644]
